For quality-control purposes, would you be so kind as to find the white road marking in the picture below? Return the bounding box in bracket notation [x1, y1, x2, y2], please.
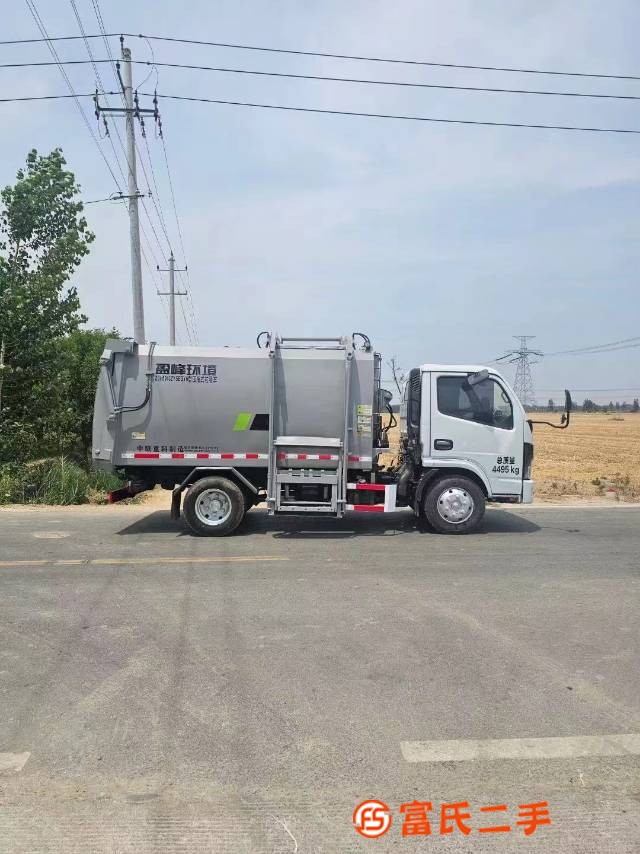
[498, 503, 640, 510]
[401, 734, 640, 763]
[0, 555, 288, 568]
[298, 530, 355, 535]
[32, 531, 69, 539]
[0, 752, 30, 773]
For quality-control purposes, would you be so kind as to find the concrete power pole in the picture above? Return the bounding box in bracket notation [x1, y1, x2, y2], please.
[157, 253, 187, 345]
[93, 42, 158, 344]
[121, 46, 145, 344]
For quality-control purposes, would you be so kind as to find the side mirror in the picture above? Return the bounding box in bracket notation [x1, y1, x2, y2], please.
[530, 388, 572, 430]
[465, 369, 489, 387]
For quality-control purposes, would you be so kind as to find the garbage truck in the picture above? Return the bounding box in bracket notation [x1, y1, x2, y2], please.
[92, 332, 571, 535]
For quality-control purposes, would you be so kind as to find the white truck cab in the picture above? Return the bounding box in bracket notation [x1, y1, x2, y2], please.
[400, 364, 538, 532]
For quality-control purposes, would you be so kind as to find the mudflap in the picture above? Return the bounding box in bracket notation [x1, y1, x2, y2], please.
[107, 483, 138, 503]
[171, 487, 182, 520]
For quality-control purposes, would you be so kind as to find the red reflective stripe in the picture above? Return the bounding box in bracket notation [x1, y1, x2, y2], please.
[348, 455, 359, 462]
[352, 504, 384, 512]
[318, 453, 332, 460]
[297, 453, 307, 460]
[277, 452, 286, 460]
[131, 451, 266, 460]
[355, 483, 385, 492]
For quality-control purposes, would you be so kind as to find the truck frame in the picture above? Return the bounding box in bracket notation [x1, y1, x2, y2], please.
[93, 331, 571, 535]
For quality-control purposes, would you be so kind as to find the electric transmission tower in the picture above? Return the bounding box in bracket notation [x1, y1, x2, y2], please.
[496, 336, 543, 409]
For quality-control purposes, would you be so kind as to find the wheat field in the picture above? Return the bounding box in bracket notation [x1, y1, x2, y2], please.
[383, 412, 640, 503]
[531, 412, 640, 501]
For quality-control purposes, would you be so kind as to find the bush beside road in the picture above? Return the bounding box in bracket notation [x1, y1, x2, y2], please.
[0, 457, 125, 506]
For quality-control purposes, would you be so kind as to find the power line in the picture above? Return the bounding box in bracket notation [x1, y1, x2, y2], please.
[138, 35, 640, 82]
[22, 0, 122, 187]
[5, 57, 640, 102]
[544, 335, 640, 356]
[3, 32, 640, 82]
[6, 89, 640, 134]
[147, 92, 640, 135]
[552, 342, 640, 355]
[0, 92, 106, 101]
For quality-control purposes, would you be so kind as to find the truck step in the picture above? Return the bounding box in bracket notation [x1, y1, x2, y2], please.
[273, 505, 339, 514]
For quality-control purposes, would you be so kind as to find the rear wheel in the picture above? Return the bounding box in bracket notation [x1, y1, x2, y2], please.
[423, 475, 485, 534]
[183, 476, 246, 536]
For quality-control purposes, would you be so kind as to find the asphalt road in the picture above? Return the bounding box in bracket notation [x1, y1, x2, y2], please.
[0, 504, 638, 852]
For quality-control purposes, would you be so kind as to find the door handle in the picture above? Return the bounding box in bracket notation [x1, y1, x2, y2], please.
[434, 439, 453, 451]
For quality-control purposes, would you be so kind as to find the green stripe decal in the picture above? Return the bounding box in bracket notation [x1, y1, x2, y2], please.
[233, 412, 253, 431]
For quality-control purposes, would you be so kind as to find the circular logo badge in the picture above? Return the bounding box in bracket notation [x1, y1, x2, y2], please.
[353, 800, 392, 838]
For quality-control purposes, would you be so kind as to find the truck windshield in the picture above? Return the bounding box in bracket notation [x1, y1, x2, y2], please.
[437, 375, 514, 430]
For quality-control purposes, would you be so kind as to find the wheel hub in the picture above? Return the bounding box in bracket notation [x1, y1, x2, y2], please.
[194, 488, 232, 526]
[436, 486, 474, 524]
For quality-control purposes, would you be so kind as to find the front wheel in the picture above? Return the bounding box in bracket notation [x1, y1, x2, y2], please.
[423, 476, 485, 534]
[183, 476, 246, 536]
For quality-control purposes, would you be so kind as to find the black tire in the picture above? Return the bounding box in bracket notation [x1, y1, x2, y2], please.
[182, 476, 246, 536]
[422, 475, 485, 534]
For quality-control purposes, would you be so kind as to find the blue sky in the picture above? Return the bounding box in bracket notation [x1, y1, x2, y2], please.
[2, 0, 639, 402]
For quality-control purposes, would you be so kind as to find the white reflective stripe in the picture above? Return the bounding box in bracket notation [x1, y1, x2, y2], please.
[384, 483, 397, 512]
[282, 454, 339, 460]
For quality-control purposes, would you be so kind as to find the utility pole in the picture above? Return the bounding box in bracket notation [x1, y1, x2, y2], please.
[121, 45, 145, 344]
[157, 253, 187, 345]
[93, 40, 159, 344]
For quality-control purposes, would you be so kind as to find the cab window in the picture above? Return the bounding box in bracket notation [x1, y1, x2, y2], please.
[437, 375, 513, 430]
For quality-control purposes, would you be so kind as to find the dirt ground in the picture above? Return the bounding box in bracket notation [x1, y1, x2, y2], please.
[531, 411, 640, 502]
[383, 411, 640, 503]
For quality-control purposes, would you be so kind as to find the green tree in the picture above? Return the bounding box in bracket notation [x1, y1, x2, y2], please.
[547, 398, 555, 412]
[0, 149, 94, 462]
[633, 398, 639, 413]
[59, 328, 118, 462]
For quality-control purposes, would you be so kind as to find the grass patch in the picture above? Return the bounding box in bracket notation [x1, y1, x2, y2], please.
[0, 458, 126, 505]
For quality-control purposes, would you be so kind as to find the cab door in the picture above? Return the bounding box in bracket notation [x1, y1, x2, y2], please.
[428, 372, 522, 496]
